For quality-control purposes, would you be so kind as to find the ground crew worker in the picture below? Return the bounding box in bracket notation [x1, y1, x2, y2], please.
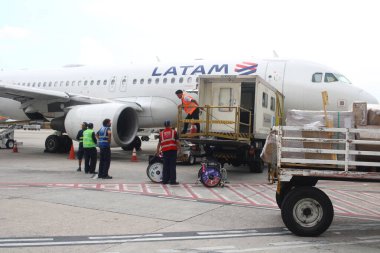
[75, 122, 87, 172]
[175, 90, 200, 134]
[83, 122, 97, 176]
[156, 120, 181, 185]
[96, 118, 112, 179]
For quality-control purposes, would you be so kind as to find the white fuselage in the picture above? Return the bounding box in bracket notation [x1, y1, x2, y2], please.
[0, 58, 378, 127]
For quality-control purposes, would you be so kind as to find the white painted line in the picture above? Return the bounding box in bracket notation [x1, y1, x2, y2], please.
[196, 245, 236, 250]
[197, 230, 257, 235]
[0, 238, 54, 242]
[269, 240, 322, 246]
[357, 235, 380, 240]
[89, 234, 163, 240]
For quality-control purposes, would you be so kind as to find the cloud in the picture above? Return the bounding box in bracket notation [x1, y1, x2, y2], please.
[0, 26, 32, 39]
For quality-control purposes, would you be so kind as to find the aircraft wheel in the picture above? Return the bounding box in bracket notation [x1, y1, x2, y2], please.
[122, 136, 142, 151]
[6, 139, 15, 149]
[45, 135, 61, 153]
[281, 186, 334, 236]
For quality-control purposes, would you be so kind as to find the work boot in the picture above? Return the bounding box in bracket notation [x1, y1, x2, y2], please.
[77, 167, 81, 172]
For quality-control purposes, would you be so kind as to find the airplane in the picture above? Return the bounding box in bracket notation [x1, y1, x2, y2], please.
[0, 58, 378, 153]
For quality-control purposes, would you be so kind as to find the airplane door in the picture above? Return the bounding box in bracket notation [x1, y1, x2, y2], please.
[210, 83, 241, 132]
[109, 76, 117, 92]
[265, 61, 286, 93]
[120, 76, 127, 92]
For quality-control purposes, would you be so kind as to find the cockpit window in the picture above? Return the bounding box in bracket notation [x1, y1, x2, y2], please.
[334, 73, 351, 84]
[324, 73, 338, 83]
[312, 72, 323, 83]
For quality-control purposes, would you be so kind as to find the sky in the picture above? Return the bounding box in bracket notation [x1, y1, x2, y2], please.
[1, 0, 380, 101]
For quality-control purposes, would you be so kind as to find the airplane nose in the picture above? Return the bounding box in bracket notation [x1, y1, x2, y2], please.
[359, 89, 379, 104]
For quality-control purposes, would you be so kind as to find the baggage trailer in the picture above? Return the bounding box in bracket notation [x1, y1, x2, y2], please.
[268, 125, 380, 236]
[178, 75, 284, 173]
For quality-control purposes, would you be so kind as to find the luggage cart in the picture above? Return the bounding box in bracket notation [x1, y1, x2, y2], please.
[270, 126, 380, 236]
[0, 125, 15, 149]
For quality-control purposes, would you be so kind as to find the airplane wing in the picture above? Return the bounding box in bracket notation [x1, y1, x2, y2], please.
[0, 81, 131, 107]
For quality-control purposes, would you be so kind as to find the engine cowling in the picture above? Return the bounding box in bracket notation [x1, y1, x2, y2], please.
[64, 103, 139, 147]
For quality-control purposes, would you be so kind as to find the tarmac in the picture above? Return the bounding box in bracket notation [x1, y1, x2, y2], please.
[0, 129, 379, 253]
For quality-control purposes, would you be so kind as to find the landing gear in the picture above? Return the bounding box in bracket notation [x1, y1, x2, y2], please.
[5, 139, 15, 149]
[44, 134, 72, 153]
[122, 136, 142, 151]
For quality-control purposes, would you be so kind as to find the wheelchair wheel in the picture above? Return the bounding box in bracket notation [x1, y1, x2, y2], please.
[146, 162, 163, 183]
[198, 166, 222, 188]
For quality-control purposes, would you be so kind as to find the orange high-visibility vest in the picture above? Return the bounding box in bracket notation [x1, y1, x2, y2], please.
[160, 128, 177, 152]
[181, 92, 197, 115]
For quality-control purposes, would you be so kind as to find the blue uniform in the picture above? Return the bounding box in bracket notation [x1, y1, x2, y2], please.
[97, 126, 111, 178]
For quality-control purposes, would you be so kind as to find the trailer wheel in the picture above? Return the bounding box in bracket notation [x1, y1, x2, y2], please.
[6, 139, 15, 149]
[146, 162, 163, 183]
[275, 182, 293, 209]
[281, 186, 334, 236]
[248, 160, 264, 173]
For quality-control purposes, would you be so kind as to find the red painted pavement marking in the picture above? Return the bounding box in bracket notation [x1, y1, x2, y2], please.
[332, 189, 380, 208]
[362, 192, 380, 201]
[242, 183, 277, 205]
[327, 192, 380, 216]
[225, 185, 260, 205]
[182, 183, 201, 199]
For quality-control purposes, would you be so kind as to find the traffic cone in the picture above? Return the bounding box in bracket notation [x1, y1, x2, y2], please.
[12, 141, 18, 153]
[68, 144, 75, 160]
[131, 148, 138, 162]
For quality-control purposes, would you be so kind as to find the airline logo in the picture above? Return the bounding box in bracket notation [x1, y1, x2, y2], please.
[152, 61, 258, 76]
[234, 62, 258, 75]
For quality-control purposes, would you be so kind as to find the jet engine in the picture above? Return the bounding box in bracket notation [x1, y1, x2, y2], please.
[64, 103, 139, 147]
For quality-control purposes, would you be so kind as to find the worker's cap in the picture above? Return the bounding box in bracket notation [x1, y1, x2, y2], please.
[175, 90, 183, 95]
[88, 123, 94, 128]
[164, 120, 171, 127]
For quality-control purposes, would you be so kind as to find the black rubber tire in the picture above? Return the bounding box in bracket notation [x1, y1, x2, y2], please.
[45, 135, 61, 153]
[146, 162, 163, 183]
[248, 160, 264, 173]
[187, 155, 196, 165]
[6, 139, 15, 149]
[60, 135, 73, 153]
[281, 186, 334, 237]
[275, 182, 293, 209]
[122, 136, 142, 151]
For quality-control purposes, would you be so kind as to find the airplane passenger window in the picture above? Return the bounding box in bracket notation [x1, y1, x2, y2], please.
[140, 79, 144, 84]
[38, 82, 41, 87]
[155, 78, 159, 84]
[22, 83, 25, 86]
[27, 83, 30, 87]
[72, 81, 76, 86]
[111, 79, 116, 85]
[32, 83, 35, 87]
[84, 80, 88, 86]
[103, 80, 107, 85]
[147, 78, 152, 84]
[324, 73, 338, 83]
[133, 79, 137, 84]
[171, 77, 175, 84]
[270, 97, 275, 111]
[60, 81, 64, 86]
[90, 80, 94, 85]
[187, 77, 192, 83]
[66, 81, 69, 86]
[97, 80, 101, 85]
[54, 81, 58, 87]
[43, 82, 47, 87]
[262, 92, 268, 108]
[163, 78, 168, 84]
[179, 77, 184, 83]
[78, 81, 82, 86]
[312, 73, 322, 83]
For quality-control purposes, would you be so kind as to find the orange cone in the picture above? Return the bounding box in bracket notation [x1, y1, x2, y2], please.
[68, 144, 75, 160]
[131, 148, 138, 162]
[12, 141, 18, 153]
